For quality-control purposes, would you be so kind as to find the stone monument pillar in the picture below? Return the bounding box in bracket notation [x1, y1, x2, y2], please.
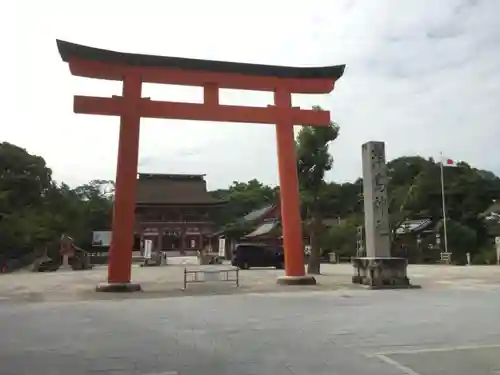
[352, 141, 414, 288]
[362, 141, 391, 257]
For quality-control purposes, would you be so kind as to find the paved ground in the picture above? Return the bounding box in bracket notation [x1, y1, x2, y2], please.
[1, 285, 500, 374]
[4, 258, 500, 302]
[1, 262, 500, 374]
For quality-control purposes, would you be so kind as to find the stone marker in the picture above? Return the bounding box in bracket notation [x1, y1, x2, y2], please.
[59, 234, 73, 271]
[362, 141, 391, 258]
[352, 141, 415, 288]
[60, 254, 71, 270]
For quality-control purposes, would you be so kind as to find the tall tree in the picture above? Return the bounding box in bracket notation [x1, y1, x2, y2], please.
[0, 142, 53, 212]
[0, 142, 116, 265]
[0, 143, 54, 260]
[211, 179, 278, 225]
[296, 106, 339, 274]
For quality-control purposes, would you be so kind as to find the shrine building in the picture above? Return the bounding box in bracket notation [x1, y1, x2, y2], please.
[134, 173, 226, 255]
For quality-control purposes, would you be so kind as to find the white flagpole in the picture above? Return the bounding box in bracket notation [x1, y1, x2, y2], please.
[439, 152, 449, 255]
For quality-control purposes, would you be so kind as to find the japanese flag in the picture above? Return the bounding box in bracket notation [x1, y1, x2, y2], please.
[442, 157, 458, 167]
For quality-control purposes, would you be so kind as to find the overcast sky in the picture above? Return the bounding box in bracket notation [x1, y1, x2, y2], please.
[3, 0, 499, 190]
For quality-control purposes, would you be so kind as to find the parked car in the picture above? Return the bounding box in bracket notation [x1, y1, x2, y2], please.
[231, 243, 284, 269]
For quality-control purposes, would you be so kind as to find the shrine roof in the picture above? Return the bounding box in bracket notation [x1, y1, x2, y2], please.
[138, 173, 206, 181]
[136, 173, 225, 205]
[242, 205, 276, 222]
[56, 40, 345, 80]
[395, 218, 433, 234]
[243, 219, 280, 238]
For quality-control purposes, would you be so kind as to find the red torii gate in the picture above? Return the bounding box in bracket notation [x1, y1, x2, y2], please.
[57, 40, 345, 291]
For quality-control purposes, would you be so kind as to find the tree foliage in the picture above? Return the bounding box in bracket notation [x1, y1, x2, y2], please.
[211, 179, 278, 225]
[322, 215, 363, 258]
[325, 156, 500, 263]
[0, 143, 113, 267]
[438, 219, 477, 262]
[2, 137, 499, 269]
[296, 106, 340, 274]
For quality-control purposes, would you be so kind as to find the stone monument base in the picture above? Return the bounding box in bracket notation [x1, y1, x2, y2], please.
[95, 282, 142, 292]
[276, 275, 317, 286]
[58, 254, 72, 271]
[140, 258, 161, 267]
[352, 257, 418, 289]
[140, 253, 167, 267]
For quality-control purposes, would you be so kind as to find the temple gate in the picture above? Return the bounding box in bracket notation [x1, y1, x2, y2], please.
[57, 40, 344, 291]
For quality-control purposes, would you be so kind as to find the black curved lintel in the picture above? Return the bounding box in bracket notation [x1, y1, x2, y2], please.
[57, 40, 345, 80]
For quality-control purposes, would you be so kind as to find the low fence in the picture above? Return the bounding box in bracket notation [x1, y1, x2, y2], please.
[183, 267, 239, 289]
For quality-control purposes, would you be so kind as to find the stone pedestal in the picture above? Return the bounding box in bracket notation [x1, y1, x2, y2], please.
[352, 257, 415, 288]
[140, 254, 162, 267]
[59, 254, 72, 271]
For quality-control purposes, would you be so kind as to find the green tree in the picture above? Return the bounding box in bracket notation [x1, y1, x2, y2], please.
[0, 142, 53, 212]
[438, 219, 477, 264]
[211, 179, 278, 226]
[0, 142, 115, 265]
[0, 143, 54, 260]
[386, 159, 434, 247]
[323, 214, 363, 258]
[74, 180, 114, 245]
[3, 138, 499, 268]
[335, 180, 364, 216]
[296, 106, 339, 274]
[385, 156, 500, 257]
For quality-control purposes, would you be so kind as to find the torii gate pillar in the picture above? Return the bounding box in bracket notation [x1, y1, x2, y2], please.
[273, 88, 312, 283]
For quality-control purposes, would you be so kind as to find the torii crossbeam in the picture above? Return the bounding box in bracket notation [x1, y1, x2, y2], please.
[57, 40, 345, 291]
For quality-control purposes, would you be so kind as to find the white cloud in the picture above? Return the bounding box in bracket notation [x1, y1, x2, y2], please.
[2, 0, 499, 190]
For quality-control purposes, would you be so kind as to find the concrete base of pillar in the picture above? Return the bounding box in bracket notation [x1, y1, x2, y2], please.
[352, 257, 419, 289]
[276, 275, 317, 286]
[95, 282, 142, 293]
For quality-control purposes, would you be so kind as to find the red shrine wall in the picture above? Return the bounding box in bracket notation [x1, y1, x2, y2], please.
[134, 205, 218, 255]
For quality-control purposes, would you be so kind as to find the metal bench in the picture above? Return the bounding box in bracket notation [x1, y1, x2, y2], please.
[183, 266, 239, 289]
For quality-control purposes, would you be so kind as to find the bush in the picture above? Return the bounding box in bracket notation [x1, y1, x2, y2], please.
[322, 216, 360, 257]
[471, 245, 497, 265]
[438, 219, 477, 264]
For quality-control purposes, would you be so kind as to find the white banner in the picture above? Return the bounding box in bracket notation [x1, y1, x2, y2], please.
[144, 239, 153, 259]
[218, 237, 226, 257]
